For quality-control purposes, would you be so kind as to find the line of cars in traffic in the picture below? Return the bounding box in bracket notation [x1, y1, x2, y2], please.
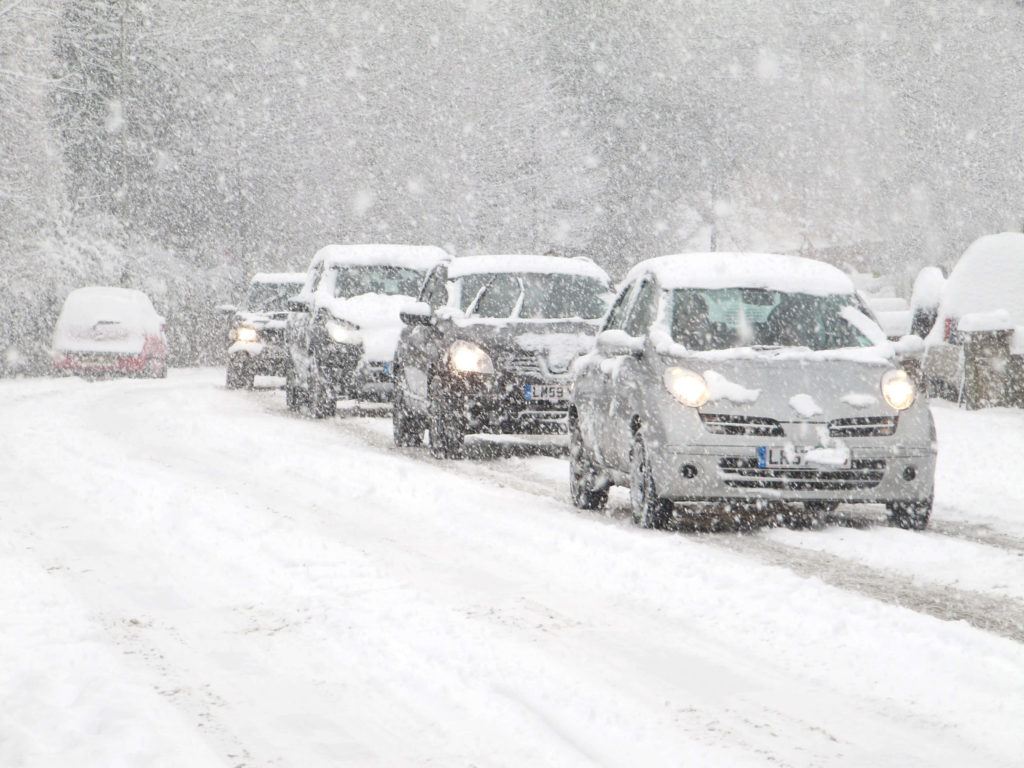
[50, 232, 1020, 532]
[221, 243, 952, 531]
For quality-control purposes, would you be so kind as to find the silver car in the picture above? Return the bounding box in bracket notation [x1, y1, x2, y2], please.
[569, 253, 937, 530]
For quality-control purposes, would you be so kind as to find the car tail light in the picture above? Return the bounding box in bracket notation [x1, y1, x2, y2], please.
[943, 317, 953, 341]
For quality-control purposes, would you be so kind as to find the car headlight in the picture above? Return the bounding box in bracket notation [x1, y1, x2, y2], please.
[235, 326, 259, 342]
[450, 340, 494, 374]
[325, 319, 361, 344]
[881, 368, 915, 410]
[664, 367, 709, 407]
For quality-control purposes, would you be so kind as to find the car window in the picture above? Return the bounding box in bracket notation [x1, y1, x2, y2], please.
[333, 265, 427, 299]
[245, 282, 303, 313]
[669, 288, 873, 351]
[623, 280, 657, 337]
[603, 281, 638, 331]
[471, 274, 522, 318]
[420, 266, 449, 309]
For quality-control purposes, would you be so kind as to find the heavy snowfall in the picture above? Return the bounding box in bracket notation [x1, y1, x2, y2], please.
[3, 2, 1024, 767]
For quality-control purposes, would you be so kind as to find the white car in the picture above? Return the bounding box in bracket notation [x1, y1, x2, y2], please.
[285, 244, 449, 416]
[923, 233, 1024, 408]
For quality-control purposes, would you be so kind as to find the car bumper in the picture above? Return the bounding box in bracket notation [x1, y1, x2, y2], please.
[648, 442, 936, 504]
[449, 375, 572, 435]
[229, 341, 291, 375]
[54, 351, 150, 375]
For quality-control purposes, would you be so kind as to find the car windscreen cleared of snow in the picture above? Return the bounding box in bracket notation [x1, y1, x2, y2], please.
[245, 282, 303, 313]
[670, 288, 873, 351]
[333, 265, 426, 299]
[458, 273, 609, 320]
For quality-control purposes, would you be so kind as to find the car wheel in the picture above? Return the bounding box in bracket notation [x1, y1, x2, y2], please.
[285, 366, 306, 412]
[226, 357, 253, 389]
[569, 417, 607, 510]
[629, 434, 672, 529]
[392, 375, 425, 447]
[308, 354, 337, 419]
[886, 498, 931, 530]
[428, 377, 465, 459]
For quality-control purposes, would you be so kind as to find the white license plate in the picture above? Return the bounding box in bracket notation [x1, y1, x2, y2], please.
[758, 446, 850, 468]
[524, 383, 565, 401]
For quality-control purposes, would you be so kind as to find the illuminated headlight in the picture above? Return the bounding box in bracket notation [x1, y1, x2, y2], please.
[326, 319, 361, 344]
[664, 367, 709, 408]
[450, 340, 494, 374]
[235, 326, 259, 342]
[881, 368, 915, 410]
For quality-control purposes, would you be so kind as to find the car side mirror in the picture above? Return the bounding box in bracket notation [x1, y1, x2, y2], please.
[894, 334, 925, 360]
[596, 329, 643, 358]
[286, 296, 310, 313]
[400, 302, 434, 326]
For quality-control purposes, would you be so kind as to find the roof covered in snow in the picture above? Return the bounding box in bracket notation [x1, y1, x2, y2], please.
[251, 272, 306, 284]
[448, 254, 609, 282]
[312, 244, 449, 271]
[934, 233, 1024, 327]
[624, 252, 856, 296]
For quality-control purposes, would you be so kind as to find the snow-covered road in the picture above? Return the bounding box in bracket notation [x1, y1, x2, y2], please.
[2, 369, 1022, 767]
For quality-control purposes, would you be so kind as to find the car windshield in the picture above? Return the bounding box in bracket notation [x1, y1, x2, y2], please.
[669, 288, 873, 351]
[245, 282, 302, 313]
[333, 265, 426, 299]
[457, 273, 609, 320]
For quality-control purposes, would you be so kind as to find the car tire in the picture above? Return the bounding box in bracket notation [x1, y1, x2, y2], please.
[569, 417, 607, 510]
[886, 498, 931, 530]
[392, 374, 425, 447]
[428, 377, 465, 459]
[285, 366, 306, 412]
[629, 434, 672, 529]
[308, 354, 337, 419]
[226, 357, 254, 389]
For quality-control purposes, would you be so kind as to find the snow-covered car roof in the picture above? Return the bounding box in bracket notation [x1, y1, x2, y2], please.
[448, 254, 609, 282]
[624, 252, 856, 296]
[57, 286, 160, 323]
[251, 272, 306, 284]
[910, 266, 945, 312]
[313, 244, 449, 271]
[933, 233, 1024, 328]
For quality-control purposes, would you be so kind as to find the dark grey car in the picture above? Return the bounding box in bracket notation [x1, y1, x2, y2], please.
[391, 254, 611, 458]
[569, 253, 937, 530]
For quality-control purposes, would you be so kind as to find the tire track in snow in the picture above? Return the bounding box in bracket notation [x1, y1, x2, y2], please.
[265, 394, 1024, 644]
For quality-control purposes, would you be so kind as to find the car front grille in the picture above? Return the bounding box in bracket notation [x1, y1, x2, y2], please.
[507, 352, 545, 378]
[827, 416, 898, 437]
[718, 457, 886, 491]
[700, 413, 785, 437]
[259, 327, 285, 345]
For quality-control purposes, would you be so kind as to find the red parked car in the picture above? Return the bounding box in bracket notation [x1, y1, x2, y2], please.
[52, 286, 168, 377]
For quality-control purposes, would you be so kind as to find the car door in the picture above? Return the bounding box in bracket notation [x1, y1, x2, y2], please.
[396, 264, 449, 413]
[583, 279, 639, 467]
[600, 277, 658, 470]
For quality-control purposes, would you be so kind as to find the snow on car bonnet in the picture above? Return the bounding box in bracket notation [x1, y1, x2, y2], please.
[252, 272, 305, 284]
[448, 254, 609, 281]
[625, 252, 855, 296]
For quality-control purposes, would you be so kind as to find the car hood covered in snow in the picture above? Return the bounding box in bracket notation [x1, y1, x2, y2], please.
[668, 352, 899, 421]
[325, 293, 422, 362]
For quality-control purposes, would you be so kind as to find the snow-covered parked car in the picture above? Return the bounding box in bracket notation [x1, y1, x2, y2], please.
[391, 254, 612, 457]
[52, 286, 168, 378]
[569, 252, 936, 530]
[923, 233, 1024, 409]
[225, 272, 306, 389]
[285, 244, 449, 416]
